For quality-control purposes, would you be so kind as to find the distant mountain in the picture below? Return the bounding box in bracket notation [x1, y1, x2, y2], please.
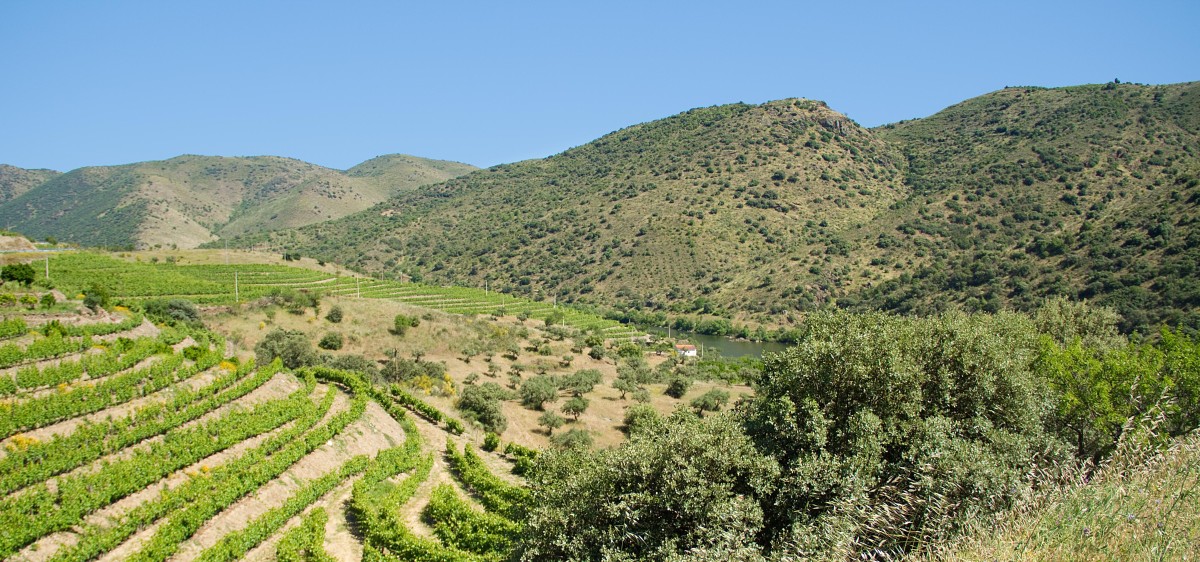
[236, 81, 1200, 334]
[0, 154, 476, 249]
[0, 164, 60, 203]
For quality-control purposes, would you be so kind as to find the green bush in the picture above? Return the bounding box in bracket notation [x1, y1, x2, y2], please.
[561, 396, 589, 420]
[690, 388, 730, 415]
[664, 375, 692, 398]
[744, 310, 1063, 553]
[83, 283, 109, 310]
[1, 263, 35, 287]
[456, 382, 510, 434]
[318, 332, 344, 351]
[520, 413, 774, 560]
[325, 305, 344, 323]
[392, 313, 420, 335]
[519, 374, 559, 410]
[621, 403, 659, 435]
[142, 298, 202, 327]
[548, 427, 593, 450]
[254, 328, 319, 369]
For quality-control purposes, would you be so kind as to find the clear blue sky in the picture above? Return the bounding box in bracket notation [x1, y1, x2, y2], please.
[2, 0, 1197, 172]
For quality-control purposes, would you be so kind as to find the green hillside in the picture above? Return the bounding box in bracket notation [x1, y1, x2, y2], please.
[859, 81, 1200, 331]
[239, 99, 910, 328]
[0, 154, 476, 249]
[0, 164, 60, 203]
[236, 82, 1200, 334]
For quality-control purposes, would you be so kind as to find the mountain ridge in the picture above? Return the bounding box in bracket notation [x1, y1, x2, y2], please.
[0, 153, 477, 249]
[232, 81, 1200, 333]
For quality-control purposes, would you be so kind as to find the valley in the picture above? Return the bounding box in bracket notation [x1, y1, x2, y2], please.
[0, 79, 1197, 561]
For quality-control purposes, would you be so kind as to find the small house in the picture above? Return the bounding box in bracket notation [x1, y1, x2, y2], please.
[674, 343, 698, 358]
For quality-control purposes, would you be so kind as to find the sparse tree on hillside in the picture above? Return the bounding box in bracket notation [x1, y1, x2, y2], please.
[520, 374, 559, 410]
[538, 410, 566, 435]
[691, 388, 730, 416]
[613, 377, 639, 399]
[562, 396, 589, 420]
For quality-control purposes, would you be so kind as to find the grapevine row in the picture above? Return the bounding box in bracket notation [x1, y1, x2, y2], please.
[125, 381, 368, 562]
[0, 357, 268, 495]
[45, 370, 330, 562]
[0, 376, 309, 558]
[274, 507, 335, 562]
[444, 442, 530, 519]
[195, 455, 370, 562]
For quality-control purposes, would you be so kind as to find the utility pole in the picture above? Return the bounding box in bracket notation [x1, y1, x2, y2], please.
[356, 276, 361, 298]
[44, 257, 49, 281]
[234, 271, 239, 303]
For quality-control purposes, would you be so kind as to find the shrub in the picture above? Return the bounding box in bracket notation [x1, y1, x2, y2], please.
[142, 298, 202, 327]
[561, 396, 589, 420]
[322, 353, 379, 379]
[482, 432, 501, 452]
[39, 293, 56, 309]
[325, 305, 344, 323]
[457, 382, 511, 434]
[538, 410, 566, 435]
[318, 332, 344, 351]
[255, 328, 319, 369]
[83, 283, 109, 310]
[690, 388, 730, 415]
[520, 413, 774, 560]
[743, 310, 1063, 552]
[562, 368, 602, 396]
[381, 356, 445, 383]
[665, 375, 692, 398]
[548, 427, 593, 450]
[1, 263, 35, 287]
[392, 313, 420, 336]
[622, 404, 659, 435]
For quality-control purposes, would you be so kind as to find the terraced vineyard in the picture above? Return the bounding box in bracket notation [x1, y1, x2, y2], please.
[0, 313, 533, 562]
[45, 252, 642, 340]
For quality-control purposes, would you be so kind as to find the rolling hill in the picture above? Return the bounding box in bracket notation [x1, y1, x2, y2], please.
[236, 99, 913, 329]
[0, 164, 60, 203]
[0, 154, 476, 249]
[234, 81, 1200, 334]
